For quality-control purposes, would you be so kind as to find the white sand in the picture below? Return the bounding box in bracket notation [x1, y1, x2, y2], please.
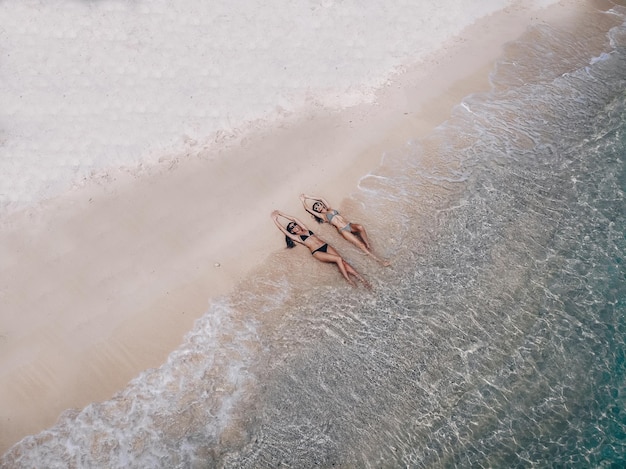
[0, 0, 519, 212]
[1, 0, 607, 454]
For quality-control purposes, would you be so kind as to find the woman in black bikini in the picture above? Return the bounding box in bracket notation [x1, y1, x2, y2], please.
[300, 194, 390, 266]
[272, 210, 370, 288]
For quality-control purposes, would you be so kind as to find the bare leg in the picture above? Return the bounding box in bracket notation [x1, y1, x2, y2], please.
[341, 230, 370, 254]
[351, 224, 371, 250]
[341, 229, 390, 266]
[342, 260, 372, 290]
[314, 251, 356, 286]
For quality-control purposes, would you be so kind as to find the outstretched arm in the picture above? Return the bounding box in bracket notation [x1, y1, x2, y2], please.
[273, 210, 307, 229]
[302, 194, 330, 208]
[271, 210, 300, 242]
[299, 194, 318, 217]
[292, 216, 308, 228]
[274, 209, 295, 222]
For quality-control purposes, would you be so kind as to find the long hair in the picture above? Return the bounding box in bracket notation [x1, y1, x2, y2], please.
[285, 236, 295, 248]
[285, 222, 297, 248]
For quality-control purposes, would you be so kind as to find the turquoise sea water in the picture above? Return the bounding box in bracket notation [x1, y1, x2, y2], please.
[2, 5, 626, 469]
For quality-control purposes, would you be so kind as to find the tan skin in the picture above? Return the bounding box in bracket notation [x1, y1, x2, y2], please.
[272, 210, 371, 289]
[300, 194, 390, 266]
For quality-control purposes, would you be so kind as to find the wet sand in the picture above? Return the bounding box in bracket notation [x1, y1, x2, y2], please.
[0, 0, 608, 454]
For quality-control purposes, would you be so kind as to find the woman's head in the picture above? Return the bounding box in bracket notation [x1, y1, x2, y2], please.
[312, 202, 325, 213]
[311, 202, 326, 224]
[285, 221, 297, 248]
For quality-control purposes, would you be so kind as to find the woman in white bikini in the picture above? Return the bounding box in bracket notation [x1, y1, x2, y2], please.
[300, 194, 390, 266]
[272, 210, 370, 289]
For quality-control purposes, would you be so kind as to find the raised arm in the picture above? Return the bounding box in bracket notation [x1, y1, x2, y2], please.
[299, 194, 318, 216]
[271, 210, 300, 242]
[272, 211, 289, 232]
[302, 194, 331, 208]
[274, 209, 295, 221]
[273, 210, 308, 228]
[291, 216, 308, 228]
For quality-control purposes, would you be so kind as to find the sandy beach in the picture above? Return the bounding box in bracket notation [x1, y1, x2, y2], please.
[0, 0, 613, 455]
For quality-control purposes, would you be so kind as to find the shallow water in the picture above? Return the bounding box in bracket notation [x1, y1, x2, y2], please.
[3, 5, 626, 469]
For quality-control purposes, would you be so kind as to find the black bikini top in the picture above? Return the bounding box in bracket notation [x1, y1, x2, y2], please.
[300, 230, 314, 241]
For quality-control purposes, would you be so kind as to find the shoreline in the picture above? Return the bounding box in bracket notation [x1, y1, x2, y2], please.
[0, 0, 604, 454]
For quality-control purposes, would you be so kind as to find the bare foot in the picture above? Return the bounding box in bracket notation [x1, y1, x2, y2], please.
[353, 275, 372, 290]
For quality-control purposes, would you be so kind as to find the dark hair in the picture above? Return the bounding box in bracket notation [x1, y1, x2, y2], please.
[285, 236, 295, 248]
[311, 202, 324, 224]
[285, 222, 297, 248]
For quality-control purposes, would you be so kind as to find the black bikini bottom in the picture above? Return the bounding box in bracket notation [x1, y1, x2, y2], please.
[311, 243, 329, 255]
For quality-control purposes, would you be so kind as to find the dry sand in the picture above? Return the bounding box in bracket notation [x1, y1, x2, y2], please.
[0, 0, 612, 454]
